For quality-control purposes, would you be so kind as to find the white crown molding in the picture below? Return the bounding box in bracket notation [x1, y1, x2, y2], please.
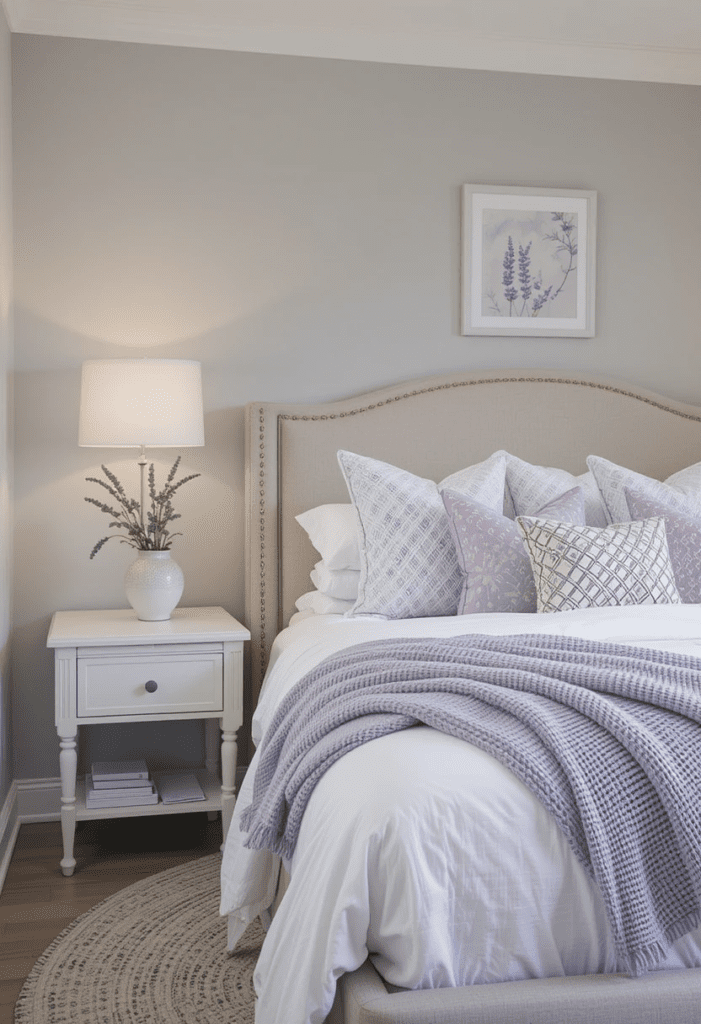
[4, 0, 701, 85]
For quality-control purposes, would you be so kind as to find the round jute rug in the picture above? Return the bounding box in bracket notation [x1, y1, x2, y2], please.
[15, 854, 265, 1024]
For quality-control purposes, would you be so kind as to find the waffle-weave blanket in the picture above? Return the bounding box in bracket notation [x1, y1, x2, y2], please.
[239, 632, 701, 974]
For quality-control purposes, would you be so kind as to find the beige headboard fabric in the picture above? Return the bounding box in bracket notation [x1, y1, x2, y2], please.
[244, 369, 701, 709]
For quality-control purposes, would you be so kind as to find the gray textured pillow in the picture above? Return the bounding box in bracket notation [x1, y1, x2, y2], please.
[587, 455, 701, 524]
[442, 486, 585, 614]
[517, 515, 681, 614]
[624, 486, 701, 603]
[337, 449, 507, 619]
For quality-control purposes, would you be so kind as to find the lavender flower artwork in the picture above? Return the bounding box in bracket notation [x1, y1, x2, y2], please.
[461, 185, 596, 338]
[484, 211, 577, 319]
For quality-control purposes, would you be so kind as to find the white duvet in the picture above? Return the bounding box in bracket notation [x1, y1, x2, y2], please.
[220, 606, 701, 1024]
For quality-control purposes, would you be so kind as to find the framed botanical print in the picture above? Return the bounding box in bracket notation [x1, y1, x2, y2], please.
[461, 184, 597, 337]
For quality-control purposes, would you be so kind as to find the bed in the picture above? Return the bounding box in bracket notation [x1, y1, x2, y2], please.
[222, 368, 701, 1024]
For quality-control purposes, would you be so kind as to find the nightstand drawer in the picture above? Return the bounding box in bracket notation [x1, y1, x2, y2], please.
[77, 653, 224, 717]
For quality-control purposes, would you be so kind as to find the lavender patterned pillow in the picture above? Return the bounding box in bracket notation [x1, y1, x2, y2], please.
[441, 486, 585, 615]
[624, 486, 701, 603]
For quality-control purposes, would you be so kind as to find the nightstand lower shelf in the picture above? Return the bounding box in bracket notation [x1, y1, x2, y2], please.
[75, 768, 223, 821]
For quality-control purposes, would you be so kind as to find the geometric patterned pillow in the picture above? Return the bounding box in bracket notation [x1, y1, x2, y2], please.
[586, 455, 701, 524]
[516, 515, 681, 613]
[336, 449, 507, 619]
[441, 486, 585, 614]
[624, 486, 701, 603]
[500, 451, 608, 526]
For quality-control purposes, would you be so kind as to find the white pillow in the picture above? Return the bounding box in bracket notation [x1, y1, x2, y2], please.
[310, 561, 360, 601]
[295, 504, 360, 570]
[587, 456, 701, 524]
[295, 590, 355, 616]
[288, 609, 315, 628]
[517, 515, 681, 613]
[337, 449, 507, 619]
[500, 451, 607, 527]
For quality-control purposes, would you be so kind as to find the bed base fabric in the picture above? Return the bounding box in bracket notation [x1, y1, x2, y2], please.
[329, 961, 701, 1024]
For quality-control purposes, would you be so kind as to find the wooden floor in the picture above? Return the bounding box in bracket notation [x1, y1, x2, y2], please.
[0, 813, 223, 1024]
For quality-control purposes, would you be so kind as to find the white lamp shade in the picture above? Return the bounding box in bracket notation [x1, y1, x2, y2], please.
[79, 359, 205, 448]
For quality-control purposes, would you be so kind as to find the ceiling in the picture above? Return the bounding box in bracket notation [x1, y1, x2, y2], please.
[3, 0, 701, 85]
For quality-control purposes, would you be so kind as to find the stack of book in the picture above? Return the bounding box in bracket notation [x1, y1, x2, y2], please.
[86, 759, 159, 809]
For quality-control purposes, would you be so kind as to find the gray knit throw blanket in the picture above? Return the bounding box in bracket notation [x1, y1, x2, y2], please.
[240, 632, 701, 975]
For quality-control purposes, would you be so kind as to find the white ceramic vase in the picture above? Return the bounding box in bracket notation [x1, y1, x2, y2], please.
[124, 550, 184, 621]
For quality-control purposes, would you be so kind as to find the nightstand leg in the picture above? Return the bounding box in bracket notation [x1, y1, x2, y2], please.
[220, 728, 237, 850]
[59, 734, 77, 876]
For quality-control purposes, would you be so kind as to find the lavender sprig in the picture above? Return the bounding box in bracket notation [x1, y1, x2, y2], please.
[518, 241, 532, 314]
[532, 284, 553, 315]
[502, 236, 518, 313]
[85, 459, 200, 558]
[542, 212, 578, 300]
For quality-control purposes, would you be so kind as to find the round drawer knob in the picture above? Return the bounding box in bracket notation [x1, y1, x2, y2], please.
[145, 680, 158, 693]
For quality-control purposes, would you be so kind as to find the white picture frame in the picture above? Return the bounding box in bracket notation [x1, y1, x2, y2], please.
[461, 184, 597, 337]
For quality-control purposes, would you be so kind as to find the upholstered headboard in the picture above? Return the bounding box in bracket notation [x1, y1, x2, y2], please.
[244, 369, 701, 707]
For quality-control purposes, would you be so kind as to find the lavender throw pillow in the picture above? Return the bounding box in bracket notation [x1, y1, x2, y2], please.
[441, 486, 585, 615]
[624, 486, 701, 603]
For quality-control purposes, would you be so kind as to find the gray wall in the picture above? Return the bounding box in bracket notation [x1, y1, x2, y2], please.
[10, 36, 701, 779]
[0, 5, 12, 806]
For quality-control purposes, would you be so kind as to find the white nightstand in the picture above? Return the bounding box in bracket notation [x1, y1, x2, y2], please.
[47, 606, 250, 876]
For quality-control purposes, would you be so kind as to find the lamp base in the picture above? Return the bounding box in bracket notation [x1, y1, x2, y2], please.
[124, 550, 184, 621]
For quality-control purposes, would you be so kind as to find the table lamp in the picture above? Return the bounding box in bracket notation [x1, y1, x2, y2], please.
[79, 358, 205, 619]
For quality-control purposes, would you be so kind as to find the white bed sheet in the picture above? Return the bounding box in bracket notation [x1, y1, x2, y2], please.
[221, 606, 701, 1024]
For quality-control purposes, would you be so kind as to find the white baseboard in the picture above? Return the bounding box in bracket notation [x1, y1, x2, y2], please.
[0, 776, 62, 895]
[0, 781, 20, 892]
[15, 776, 62, 822]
